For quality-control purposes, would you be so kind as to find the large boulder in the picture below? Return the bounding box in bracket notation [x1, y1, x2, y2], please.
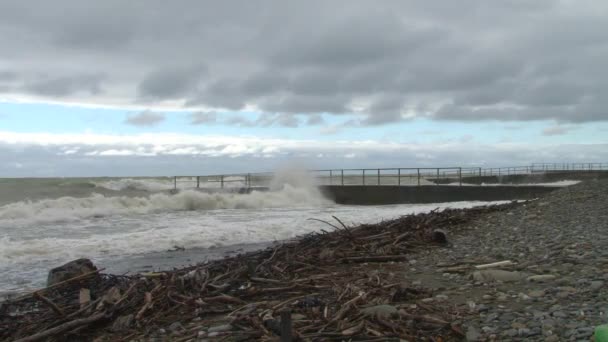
[47, 258, 98, 287]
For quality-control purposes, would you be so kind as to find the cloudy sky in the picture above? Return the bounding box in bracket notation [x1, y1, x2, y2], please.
[1, 0, 607, 176]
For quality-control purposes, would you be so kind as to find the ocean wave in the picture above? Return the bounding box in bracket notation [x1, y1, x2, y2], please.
[0, 185, 330, 224]
[94, 178, 176, 192]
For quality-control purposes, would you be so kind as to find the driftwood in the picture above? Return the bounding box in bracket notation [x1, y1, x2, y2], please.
[475, 260, 515, 269]
[1, 202, 521, 341]
[13, 312, 107, 342]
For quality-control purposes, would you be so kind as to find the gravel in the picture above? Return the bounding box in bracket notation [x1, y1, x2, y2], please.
[402, 179, 608, 341]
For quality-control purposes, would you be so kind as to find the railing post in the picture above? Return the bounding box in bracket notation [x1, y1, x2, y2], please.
[174, 176, 177, 190]
[341, 169, 344, 186]
[459, 167, 462, 186]
[247, 173, 251, 188]
[362, 169, 365, 185]
[330, 170, 333, 185]
[398, 168, 401, 186]
[221, 175, 224, 188]
[436, 168, 439, 186]
[377, 169, 380, 185]
[417, 168, 420, 186]
[478, 167, 482, 177]
[196, 176, 200, 188]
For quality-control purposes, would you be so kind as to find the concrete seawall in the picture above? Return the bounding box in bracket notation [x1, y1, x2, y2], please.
[437, 171, 608, 185]
[319, 185, 558, 205]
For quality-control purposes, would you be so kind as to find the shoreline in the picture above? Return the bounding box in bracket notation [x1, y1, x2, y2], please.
[1, 201, 520, 341]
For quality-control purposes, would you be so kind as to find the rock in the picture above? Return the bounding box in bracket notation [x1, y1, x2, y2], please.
[362, 305, 398, 318]
[503, 328, 518, 337]
[292, 313, 307, 320]
[528, 290, 546, 298]
[466, 326, 481, 341]
[110, 314, 134, 332]
[527, 274, 557, 282]
[472, 270, 525, 283]
[544, 335, 559, 342]
[208, 324, 233, 333]
[47, 258, 98, 286]
[168, 322, 185, 334]
[589, 280, 604, 291]
[552, 311, 567, 318]
[435, 294, 449, 301]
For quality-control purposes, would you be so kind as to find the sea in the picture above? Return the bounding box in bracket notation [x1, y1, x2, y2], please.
[1, 172, 565, 296]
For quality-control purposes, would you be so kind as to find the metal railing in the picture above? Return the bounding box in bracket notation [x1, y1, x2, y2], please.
[172, 162, 608, 190]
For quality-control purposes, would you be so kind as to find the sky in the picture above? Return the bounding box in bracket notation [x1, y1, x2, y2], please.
[0, 0, 607, 177]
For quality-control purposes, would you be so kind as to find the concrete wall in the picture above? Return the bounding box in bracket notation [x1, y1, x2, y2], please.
[319, 185, 557, 205]
[454, 171, 608, 185]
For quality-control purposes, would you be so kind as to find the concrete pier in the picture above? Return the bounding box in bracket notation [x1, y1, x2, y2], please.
[319, 185, 557, 205]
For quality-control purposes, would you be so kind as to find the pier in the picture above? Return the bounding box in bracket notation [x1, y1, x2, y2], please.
[171, 162, 608, 204]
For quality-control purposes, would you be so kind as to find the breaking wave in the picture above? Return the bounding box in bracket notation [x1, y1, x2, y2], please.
[0, 185, 330, 224]
[94, 178, 176, 192]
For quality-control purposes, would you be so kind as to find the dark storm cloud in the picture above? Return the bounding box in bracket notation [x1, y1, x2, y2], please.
[124, 111, 165, 127]
[138, 65, 206, 100]
[0, 0, 607, 123]
[24, 74, 104, 97]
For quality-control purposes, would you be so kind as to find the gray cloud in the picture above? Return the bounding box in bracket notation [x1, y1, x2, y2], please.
[138, 65, 206, 100]
[24, 74, 104, 97]
[125, 110, 165, 127]
[0, 71, 17, 81]
[542, 124, 577, 136]
[0, 1, 607, 123]
[306, 114, 325, 125]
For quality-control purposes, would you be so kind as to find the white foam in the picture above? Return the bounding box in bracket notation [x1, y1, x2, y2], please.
[0, 200, 508, 272]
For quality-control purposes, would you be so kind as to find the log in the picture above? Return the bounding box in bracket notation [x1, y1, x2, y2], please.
[13, 312, 106, 342]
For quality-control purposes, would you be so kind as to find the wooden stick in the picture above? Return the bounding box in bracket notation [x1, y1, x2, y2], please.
[203, 294, 246, 305]
[339, 255, 408, 263]
[136, 292, 153, 321]
[273, 293, 319, 311]
[13, 312, 106, 342]
[33, 292, 64, 316]
[474, 260, 515, 269]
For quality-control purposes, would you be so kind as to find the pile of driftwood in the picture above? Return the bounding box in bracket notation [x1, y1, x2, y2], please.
[1, 203, 519, 341]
